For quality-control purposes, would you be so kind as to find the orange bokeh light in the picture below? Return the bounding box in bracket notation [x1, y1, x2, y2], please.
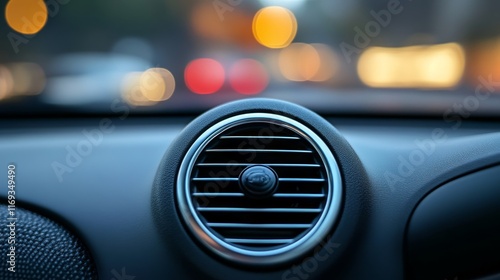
[190, 2, 256, 49]
[5, 0, 48, 35]
[252, 6, 297, 49]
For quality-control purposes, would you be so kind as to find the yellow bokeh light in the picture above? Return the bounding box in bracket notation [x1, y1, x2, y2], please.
[309, 43, 339, 82]
[121, 68, 175, 106]
[122, 72, 157, 106]
[9, 63, 45, 95]
[140, 68, 175, 102]
[252, 6, 297, 49]
[279, 43, 319, 81]
[0, 66, 14, 100]
[5, 0, 48, 35]
[357, 43, 465, 88]
[278, 43, 339, 82]
[0, 63, 44, 100]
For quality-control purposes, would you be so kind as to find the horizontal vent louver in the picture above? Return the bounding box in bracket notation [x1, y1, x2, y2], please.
[190, 122, 329, 250]
[176, 113, 343, 264]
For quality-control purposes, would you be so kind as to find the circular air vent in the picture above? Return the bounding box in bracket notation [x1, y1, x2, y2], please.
[176, 113, 342, 265]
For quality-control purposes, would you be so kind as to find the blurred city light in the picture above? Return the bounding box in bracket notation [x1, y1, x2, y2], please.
[0, 63, 45, 100]
[9, 62, 45, 96]
[112, 37, 155, 63]
[279, 43, 319, 81]
[184, 58, 225, 94]
[357, 43, 465, 88]
[0, 66, 14, 100]
[121, 68, 175, 106]
[44, 53, 150, 106]
[190, 2, 255, 48]
[140, 68, 175, 102]
[229, 59, 268, 95]
[468, 39, 500, 90]
[5, 0, 48, 35]
[121, 72, 157, 107]
[252, 6, 297, 49]
[278, 43, 339, 82]
[309, 44, 339, 82]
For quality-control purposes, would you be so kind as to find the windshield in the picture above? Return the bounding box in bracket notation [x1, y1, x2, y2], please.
[1, 0, 500, 116]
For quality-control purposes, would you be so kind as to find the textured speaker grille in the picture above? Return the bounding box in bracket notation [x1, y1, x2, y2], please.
[0, 205, 97, 280]
[177, 113, 343, 264]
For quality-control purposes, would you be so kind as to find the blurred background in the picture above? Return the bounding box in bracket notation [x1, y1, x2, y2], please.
[1, 0, 500, 116]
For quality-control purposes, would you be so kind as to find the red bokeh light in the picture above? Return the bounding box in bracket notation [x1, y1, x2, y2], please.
[229, 59, 268, 95]
[184, 58, 225, 94]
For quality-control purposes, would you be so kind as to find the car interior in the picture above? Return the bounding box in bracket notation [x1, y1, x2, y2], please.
[1, 0, 500, 279]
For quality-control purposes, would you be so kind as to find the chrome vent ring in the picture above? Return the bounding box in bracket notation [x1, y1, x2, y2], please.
[176, 113, 342, 265]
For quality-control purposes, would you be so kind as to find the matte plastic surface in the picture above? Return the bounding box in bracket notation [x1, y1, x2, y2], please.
[406, 165, 500, 280]
[0, 104, 499, 279]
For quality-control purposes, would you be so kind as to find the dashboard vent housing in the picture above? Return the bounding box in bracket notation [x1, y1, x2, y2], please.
[176, 113, 342, 265]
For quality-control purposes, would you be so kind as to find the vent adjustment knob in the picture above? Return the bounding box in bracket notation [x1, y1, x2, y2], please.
[239, 165, 278, 197]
